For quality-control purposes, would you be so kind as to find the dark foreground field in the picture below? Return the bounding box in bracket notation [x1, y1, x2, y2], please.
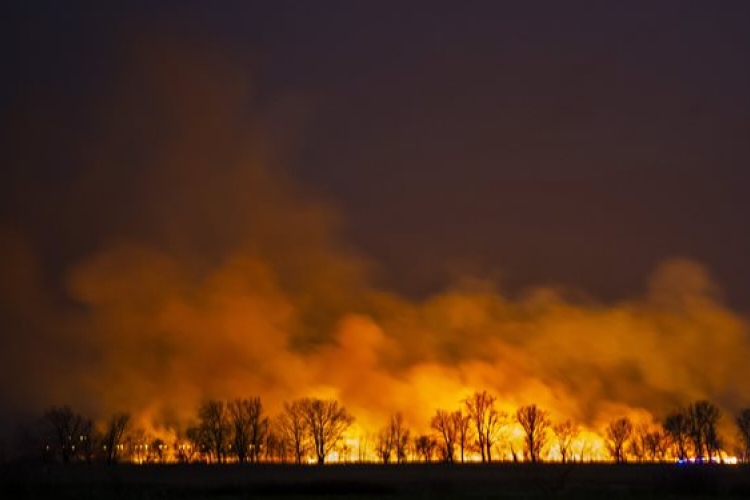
[3, 463, 750, 499]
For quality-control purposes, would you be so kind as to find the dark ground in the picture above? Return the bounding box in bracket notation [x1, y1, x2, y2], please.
[2, 463, 750, 499]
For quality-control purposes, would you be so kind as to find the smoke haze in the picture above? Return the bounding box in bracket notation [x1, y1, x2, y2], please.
[1, 34, 749, 447]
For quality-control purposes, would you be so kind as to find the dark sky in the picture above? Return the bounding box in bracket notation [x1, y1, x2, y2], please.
[3, 1, 750, 310]
[6, 2, 750, 447]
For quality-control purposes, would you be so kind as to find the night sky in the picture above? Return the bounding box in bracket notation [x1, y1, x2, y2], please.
[4, 2, 750, 307]
[2, 2, 750, 444]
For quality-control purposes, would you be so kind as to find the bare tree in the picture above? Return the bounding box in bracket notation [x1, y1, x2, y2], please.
[228, 397, 268, 463]
[197, 400, 230, 463]
[387, 412, 410, 464]
[452, 410, 472, 463]
[127, 428, 152, 464]
[628, 422, 650, 463]
[465, 391, 502, 462]
[431, 409, 457, 463]
[516, 405, 550, 463]
[189, 423, 209, 463]
[78, 419, 98, 464]
[228, 399, 250, 463]
[357, 433, 370, 463]
[278, 400, 308, 464]
[576, 437, 593, 463]
[414, 434, 437, 462]
[663, 411, 690, 461]
[40, 406, 89, 463]
[686, 400, 721, 462]
[186, 425, 211, 462]
[247, 399, 268, 462]
[264, 422, 289, 463]
[102, 413, 130, 464]
[174, 431, 197, 463]
[509, 442, 519, 462]
[151, 438, 166, 463]
[375, 425, 395, 464]
[552, 420, 579, 463]
[736, 408, 750, 463]
[375, 413, 409, 464]
[605, 417, 633, 463]
[298, 398, 354, 464]
[375, 422, 395, 464]
[644, 430, 668, 462]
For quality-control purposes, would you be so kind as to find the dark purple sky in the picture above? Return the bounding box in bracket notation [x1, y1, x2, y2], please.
[2, 1, 750, 310]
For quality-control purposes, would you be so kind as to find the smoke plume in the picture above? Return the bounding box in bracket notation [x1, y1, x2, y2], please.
[1, 35, 749, 449]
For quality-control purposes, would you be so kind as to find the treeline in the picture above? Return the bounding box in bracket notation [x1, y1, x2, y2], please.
[10, 391, 750, 465]
[185, 397, 353, 464]
[377, 394, 750, 465]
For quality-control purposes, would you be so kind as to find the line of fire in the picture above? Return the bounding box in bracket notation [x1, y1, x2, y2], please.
[15, 394, 748, 466]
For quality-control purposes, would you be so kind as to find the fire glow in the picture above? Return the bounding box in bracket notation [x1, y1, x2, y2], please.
[2, 39, 750, 467]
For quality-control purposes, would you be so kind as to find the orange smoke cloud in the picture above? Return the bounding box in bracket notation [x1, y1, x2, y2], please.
[1, 34, 749, 453]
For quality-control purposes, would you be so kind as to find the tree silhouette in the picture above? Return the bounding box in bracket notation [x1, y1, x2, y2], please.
[151, 438, 166, 463]
[663, 411, 690, 461]
[643, 430, 667, 462]
[376, 425, 395, 464]
[376, 413, 409, 464]
[431, 409, 457, 463]
[185, 425, 211, 462]
[686, 400, 721, 462]
[452, 410, 472, 463]
[605, 417, 633, 463]
[227, 397, 267, 463]
[552, 419, 579, 463]
[40, 405, 89, 463]
[103, 412, 130, 464]
[376, 412, 410, 464]
[414, 434, 437, 462]
[386, 412, 410, 464]
[298, 398, 353, 464]
[278, 400, 308, 464]
[465, 391, 501, 462]
[356, 432, 370, 463]
[516, 404, 550, 463]
[628, 422, 650, 463]
[736, 408, 750, 463]
[174, 432, 197, 463]
[128, 428, 153, 464]
[197, 400, 230, 463]
[78, 419, 98, 464]
[264, 424, 289, 463]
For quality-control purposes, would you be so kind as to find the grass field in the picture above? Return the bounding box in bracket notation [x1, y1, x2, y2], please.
[3, 463, 750, 499]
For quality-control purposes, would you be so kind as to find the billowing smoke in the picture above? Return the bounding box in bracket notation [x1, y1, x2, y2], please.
[1, 36, 749, 448]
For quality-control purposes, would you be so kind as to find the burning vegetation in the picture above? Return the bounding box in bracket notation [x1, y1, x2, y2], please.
[2, 35, 750, 474]
[14, 395, 750, 466]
